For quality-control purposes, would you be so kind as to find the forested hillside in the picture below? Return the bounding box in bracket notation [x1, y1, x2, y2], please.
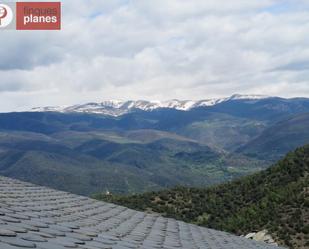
[96, 145, 309, 249]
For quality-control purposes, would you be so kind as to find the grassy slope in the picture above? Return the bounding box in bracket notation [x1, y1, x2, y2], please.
[96, 145, 309, 249]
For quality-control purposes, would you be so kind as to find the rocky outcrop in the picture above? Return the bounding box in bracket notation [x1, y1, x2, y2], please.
[245, 230, 279, 246]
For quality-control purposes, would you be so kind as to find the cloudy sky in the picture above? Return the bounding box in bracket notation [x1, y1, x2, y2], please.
[1, 0, 309, 111]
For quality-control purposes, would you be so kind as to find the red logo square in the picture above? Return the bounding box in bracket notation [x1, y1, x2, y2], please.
[16, 2, 61, 30]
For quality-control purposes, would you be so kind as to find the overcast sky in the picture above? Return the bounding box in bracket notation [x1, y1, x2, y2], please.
[1, 0, 309, 111]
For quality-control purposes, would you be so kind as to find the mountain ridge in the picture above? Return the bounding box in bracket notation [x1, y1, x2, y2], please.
[29, 94, 271, 116]
[0, 95, 308, 197]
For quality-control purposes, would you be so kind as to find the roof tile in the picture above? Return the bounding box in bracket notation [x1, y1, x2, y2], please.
[0, 176, 285, 249]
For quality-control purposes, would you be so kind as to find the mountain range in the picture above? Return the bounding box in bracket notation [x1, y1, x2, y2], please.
[0, 94, 308, 196]
[30, 94, 269, 116]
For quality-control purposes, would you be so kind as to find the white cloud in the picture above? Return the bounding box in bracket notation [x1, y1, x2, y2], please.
[0, 0, 309, 111]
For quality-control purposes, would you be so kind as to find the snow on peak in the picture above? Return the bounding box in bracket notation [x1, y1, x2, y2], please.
[29, 94, 271, 116]
[228, 94, 269, 100]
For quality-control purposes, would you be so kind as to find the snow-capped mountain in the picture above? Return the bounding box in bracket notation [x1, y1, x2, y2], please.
[30, 94, 270, 116]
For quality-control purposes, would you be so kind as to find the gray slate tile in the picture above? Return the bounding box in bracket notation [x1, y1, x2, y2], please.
[0, 176, 286, 249]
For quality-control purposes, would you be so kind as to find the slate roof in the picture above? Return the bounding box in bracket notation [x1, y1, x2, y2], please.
[0, 176, 285, 249]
